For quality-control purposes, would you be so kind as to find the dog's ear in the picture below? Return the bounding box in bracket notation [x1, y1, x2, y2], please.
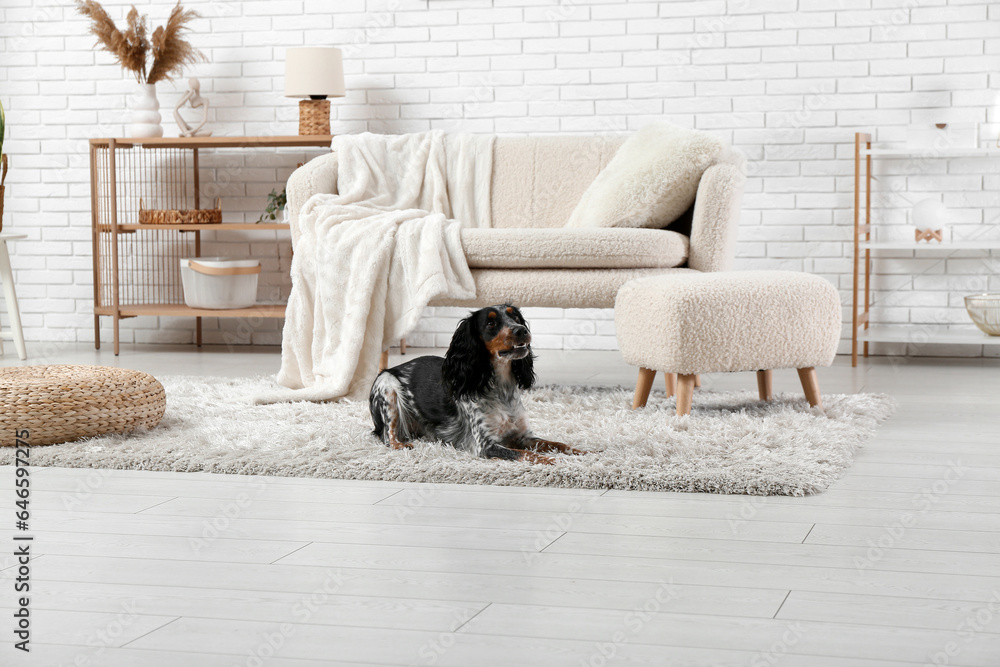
[511, 350, 535, 391]
[442, 313, 492, 399]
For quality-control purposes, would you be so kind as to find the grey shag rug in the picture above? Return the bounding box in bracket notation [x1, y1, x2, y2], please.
[2, 375, 895, 495]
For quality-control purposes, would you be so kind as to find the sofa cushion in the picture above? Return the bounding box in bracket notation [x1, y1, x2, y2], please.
[461, 228, 688, 269]
[565, 122, 724, 230]
[430, 267, 697, 310]
[490, 136, 625, 229]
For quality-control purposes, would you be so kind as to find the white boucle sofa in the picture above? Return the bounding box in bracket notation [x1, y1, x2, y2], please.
[286, 135, 746, 309]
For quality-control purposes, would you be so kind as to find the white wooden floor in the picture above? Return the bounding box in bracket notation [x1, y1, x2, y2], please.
[1, 344, 999, 666]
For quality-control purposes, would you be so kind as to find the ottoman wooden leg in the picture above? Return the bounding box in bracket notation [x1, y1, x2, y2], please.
[676, 374, 697, 416]
[756, 369, 773, 401]
[664, 372, 676, 398]
[797, 367, 822, 409]
[379, 350, 389, 372]
[633, 367, 656, 409]
[694, 374, 701, 388]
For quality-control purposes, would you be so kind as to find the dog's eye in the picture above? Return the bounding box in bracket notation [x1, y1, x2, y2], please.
[487, 320, 496, 328]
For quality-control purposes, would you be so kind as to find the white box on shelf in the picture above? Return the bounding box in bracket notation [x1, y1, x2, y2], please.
[180, 257, 261, 310]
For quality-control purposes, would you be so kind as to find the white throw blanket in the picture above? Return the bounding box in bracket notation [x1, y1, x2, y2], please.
[256, 131, 494, 404]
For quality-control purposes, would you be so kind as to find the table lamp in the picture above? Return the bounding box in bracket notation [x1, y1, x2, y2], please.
[284, 47, 345, 136]
[912, 197, 947, 243]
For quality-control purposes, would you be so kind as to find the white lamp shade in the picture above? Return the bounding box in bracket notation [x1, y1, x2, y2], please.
[285, 47, 345, 98]
[912, 198, 947, 230]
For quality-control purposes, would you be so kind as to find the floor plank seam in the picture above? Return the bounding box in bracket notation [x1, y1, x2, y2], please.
[40, 550, 1000, 586]
[31, 604, 1000, 639]
[270, 541, 315, 565]
[21, 577, 805, 618]
[118, 615, 181, 649]
[30, 642, 364, 665]
[772, 590, 792, 619]
[538, 531, 567, 553]
[451, 626, 940, 663]
[453, 603, 491, 633]
[801, 523, 816, 544]
[134, 496, 180, 514]
[371, 489, 405, 505]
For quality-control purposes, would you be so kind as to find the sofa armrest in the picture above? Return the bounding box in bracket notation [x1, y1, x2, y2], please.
[687, 157, 745, 273]
[286, 151, 338, 230]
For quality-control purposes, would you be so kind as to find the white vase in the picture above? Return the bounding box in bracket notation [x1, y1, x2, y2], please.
[128, 83, 164, 138]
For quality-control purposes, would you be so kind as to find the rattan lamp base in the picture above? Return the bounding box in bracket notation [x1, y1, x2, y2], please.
[298, 99, 330, 136]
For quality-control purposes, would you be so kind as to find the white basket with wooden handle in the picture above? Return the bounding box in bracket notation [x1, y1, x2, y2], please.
[179, 257, 261, 309]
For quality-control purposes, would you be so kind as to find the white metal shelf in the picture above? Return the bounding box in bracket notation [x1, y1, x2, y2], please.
[858, 325, 1000, 346]
[852, 132, 1000, 363]
[862, 147, 1000, 158]
[860, 241, 1000, 250]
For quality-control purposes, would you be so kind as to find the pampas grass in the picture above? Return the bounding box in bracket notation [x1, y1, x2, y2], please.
[75, 1, 204, 84]
[147, 3, 203, 85]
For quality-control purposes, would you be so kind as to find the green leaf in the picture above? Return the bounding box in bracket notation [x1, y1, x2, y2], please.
[0, 97, 6, 159]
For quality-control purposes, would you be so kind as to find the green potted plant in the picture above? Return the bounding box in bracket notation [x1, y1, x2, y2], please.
[258, 188, 287, 223]
[1, 97, 7, 232]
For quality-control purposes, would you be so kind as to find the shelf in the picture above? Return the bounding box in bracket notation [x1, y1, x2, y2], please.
[99, 223, 290, 232]
[860, 241, 1000, 250]
[96, 304, 286, 318]
[858, 325, 1000, 346]
[90, 136, 333, 149]
[863, 147, 1000, 158]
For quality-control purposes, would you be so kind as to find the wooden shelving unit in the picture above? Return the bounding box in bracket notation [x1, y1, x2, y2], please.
[94, 303, 288, 318]
[851, 132, 1000, 366]
[98, 222, 293, 233]
[89, 135, 331, 354]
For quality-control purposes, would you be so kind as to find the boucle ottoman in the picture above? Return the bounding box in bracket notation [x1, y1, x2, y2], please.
[0, 365, 166, 446]
[615, 271, 841, 416]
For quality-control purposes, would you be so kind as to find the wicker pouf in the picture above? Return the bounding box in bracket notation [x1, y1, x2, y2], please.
[0, 365, 166, 446]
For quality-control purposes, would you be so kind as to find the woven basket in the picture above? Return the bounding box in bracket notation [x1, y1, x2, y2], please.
[0, 365, 166, 446]
[298, 99, 330, 136]
[138, 197, 222, 225]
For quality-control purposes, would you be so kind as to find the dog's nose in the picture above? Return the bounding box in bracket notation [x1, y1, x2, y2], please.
[511, 325, 530, 342]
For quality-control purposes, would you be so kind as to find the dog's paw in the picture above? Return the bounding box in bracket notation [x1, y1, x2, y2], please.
[518, 451, 555, 465]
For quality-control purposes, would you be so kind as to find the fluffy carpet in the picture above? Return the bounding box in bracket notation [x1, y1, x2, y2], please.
[2, 375, 895, 495]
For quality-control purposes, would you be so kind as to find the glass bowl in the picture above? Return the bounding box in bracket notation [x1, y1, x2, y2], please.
[965, 293, 1000, 336]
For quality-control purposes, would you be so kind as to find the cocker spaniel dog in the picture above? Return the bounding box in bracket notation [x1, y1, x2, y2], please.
[369, 304, 585, 464]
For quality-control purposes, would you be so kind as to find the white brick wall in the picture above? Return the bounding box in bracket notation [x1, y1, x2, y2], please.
[2, 0, 999, 357]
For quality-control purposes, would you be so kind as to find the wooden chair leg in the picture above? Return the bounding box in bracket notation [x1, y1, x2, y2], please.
[676, 374, 697, 416]
[693, 374, 701, 388]
[797, 367, 822, 409]
[756, 369, 773, 401]
[400, 338, 406, 355]
[664, 372, 676, 398]
[379, 350, 389, 372]
[632, 367, 656, 409]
